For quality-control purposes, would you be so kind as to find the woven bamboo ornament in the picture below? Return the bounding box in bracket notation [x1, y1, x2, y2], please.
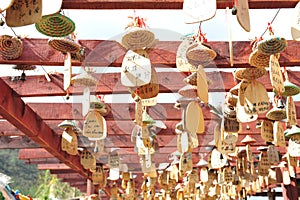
[244, 80, 270, 115]
[285, 125, 300, 138]
[274, 80, 300, 97]
[261, 120, 274, 143]
[266, 104, 287, 121]
[48, 37, 82, 54]
[6, 0, 42, 27]
[249, 48, 270, 68]
[61, 128, 78, 155]
[0, 35, 23, 60]
[176, 37, 198, 72]
[197, 65, 209, 103]
[235, 68, 266, 81]
[71, 70, 97, 87]
[186, 101, 204, 134]
[83, 110, 107, 140]
[183, 0, 216, 24]
[80, 149, 96, 170]
[58, 120, 78, 130]
[257, 32, 287, 55]
[35, 13, 75, 37]
[186, 43, 217, 66]
[236, 0, 250, 32]
[273, 121, 286, 147]
[291, 2, 300, 40]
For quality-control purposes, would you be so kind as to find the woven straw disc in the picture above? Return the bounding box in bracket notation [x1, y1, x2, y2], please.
[13, 65, 36, 71]
[121, 27, 156, 50]
[274, 81, 300, 97]
[186, 43, 217, 65]
[35, 13, 75, 37]
[266, 107, 287, 121]
[71, 71, 97, 87]
[235, 67, 267, 80]
[249, 49, 270, 68]
[257, 36, 287, 55]
[48, 38, 81, 53]
[0, 35, 23, 60]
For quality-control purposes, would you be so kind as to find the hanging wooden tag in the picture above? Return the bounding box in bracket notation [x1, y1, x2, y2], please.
[66, 129, 78, 155]
[179, 152, 193, 176]
[80, 149, 96, 170]
[223, 167, 234, 183]
[183, 0, 216, 24]
[82, 87, 90, 117]
[288, 134, 300, 157]
[291, 1, 300, 40]
[136, 67, 159, 100]
[121, 50, 151, 87]
[186, 101, 203, 133]
[6, 0, 42, 27]
[0, 0, 14, 11]
[64, 52, 72, 91]
[42, 0, 62, 15]
[269, 54, 285, 94]
[92, 165, 105, 185]
[108, 168, 120, 181]
[223, 132, 238, 144]
[109, 151, 120, 169]
[223, 118, 241, 133]
[197, 65, 209, 103]
[236, 99, 258, 123]
[259, 151, 270, 169]
[218, 139, 236, 154]
[200, 167, 208, 183]
[244, 80, 270, 115]
[273, 121, 286, 147]
[287, 153, 298, 167]
[267, 145, 279, 165]
[189, 131, 199, 149]
[176, 38, 197, 72]
[261, 120, 274, 143]
[236, 0, 251, 32]
[287, 96, 297, 125]
[238, 79, 251, 106]
[210, 148, 227, 169]
[61, 128, 73, 152]
[180, 132, 189, 153]
[246, 144, 253, 162]
[83, 110, 106, 139]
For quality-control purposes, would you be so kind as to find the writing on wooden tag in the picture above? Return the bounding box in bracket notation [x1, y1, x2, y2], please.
[269, 54, 285, 94]
[273, 121, 286, 147]
[223, 118, 240, 133]
[223, 167, 234, 183]
[83, 110, 106, 139]
[288, 134, 300, 157]
[261, 120, 274, 143]
[238, 79, 251, 106]
[80, 149, 96, 170]
[136, 67, 159, 99]
[92, 165, 106, 185]
[287, 96, 297, 125]
[267, 145, 279, 165]
[121, 50, 151, 87]
[6, 0, 42, 27]
[109, 151, 120, 169]
[176, 38, 197, 72]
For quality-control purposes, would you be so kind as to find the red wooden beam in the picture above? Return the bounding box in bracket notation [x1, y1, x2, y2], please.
[1, 39, 300, 68]
[3, 71, 300, 97]
[38, 163, 72, 170]
[61, 0, 299, 9]
[0, 77, 89, 178]
[0, 136, 39, 149]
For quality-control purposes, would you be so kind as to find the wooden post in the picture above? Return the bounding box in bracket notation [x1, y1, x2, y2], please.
[86, 179, 93, 196]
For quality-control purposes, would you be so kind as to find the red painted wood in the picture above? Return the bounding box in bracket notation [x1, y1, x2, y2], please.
[61, 0, 299, 9]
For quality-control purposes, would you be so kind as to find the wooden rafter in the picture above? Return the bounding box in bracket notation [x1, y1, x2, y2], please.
[61, 0, 299, 10]
[1, 39, 300, 68]
[0, 78, 89, 178]
[3, 71, 300, 97]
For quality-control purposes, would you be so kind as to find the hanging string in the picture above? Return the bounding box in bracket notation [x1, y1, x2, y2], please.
[260, 9, 281, 38]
